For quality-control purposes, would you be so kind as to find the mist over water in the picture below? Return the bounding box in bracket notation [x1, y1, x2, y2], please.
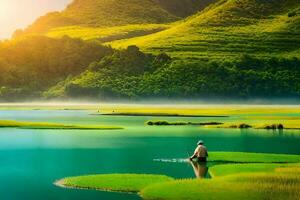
[1, 98, 300, 108]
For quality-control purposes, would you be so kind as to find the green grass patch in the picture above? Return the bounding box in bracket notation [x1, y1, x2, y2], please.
[0, 120, 123, 130]
[141, 164, 300, 200]
[209, 152, 300, 163]
[47, 24, 170, 42]
[209, 163, 300, 177]
[55, 152, 300, 199]
[56, 174, 174, 192]
[141, 165, 300, 200]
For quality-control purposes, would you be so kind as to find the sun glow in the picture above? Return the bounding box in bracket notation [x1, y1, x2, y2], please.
[0, 0, 71, 39]
[0, 1, 9, 19]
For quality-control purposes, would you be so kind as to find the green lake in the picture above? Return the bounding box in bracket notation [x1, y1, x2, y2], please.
[0, 109, 299, 200]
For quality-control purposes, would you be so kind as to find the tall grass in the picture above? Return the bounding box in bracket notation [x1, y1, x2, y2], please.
[141, 165, 300, 200]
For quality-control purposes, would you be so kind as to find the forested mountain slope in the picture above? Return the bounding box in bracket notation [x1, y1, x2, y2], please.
[0, 36, 111, 100]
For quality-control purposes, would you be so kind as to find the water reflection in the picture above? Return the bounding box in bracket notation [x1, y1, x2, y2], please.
[190, 160, 209, 179]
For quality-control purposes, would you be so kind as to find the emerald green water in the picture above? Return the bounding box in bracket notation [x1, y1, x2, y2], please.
[0, 110, 299, 200]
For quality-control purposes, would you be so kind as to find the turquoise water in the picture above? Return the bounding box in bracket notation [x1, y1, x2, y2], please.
[0, 110, 300, 200]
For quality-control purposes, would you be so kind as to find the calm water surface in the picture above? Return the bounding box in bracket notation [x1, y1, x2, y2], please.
[0, 110, 299, 200]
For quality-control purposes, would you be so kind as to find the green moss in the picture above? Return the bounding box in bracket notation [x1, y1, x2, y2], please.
[0, 120, 123, 130]
[57, 174, 174, 192]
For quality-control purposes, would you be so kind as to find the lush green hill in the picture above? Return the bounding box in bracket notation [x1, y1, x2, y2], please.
[21, 0, 216, 36]
[3, 0, 300, 100]
[111, 0, 300, 60]
[42, 0, 300, 100]
[45, 46, 300, 99]
[62, 0, 178, 26]
[20, 0, 173, 35]
[18, 0, 218, 43]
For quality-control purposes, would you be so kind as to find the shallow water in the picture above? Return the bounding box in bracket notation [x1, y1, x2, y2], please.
[0, 109, 299, 200]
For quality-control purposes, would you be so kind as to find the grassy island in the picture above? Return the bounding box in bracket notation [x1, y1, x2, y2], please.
[141, 166, 300, 200]
[55, 152, 300, 200]
[56, 174, 174, 192]
[146, 120, 223, 126]
[208, 121, 300, 130]
[0, 120, 123, 130]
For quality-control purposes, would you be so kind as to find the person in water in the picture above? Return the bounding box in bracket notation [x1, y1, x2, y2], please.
[189, 140, 208, 162]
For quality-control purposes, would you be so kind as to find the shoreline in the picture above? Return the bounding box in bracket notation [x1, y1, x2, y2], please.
[54, 180, 137, 194]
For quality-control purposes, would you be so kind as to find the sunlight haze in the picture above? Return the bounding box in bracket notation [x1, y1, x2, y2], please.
[0, 0, 71, 39]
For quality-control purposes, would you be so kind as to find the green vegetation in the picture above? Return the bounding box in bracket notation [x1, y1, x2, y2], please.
[20, 0, 215, 36]
[97, 104, 300, 116]
[22, 0, 176, 35]
[47, 54, 300, 99]
[113, 0, 300, 60]
[91, 105, 300, 129]
[146, 120, 223, 126]
[0, 36, 112, 100]
[153, 0, 216, 18]
[1, 0, 300, 100]
[47, 24, 170, 42]
[208, 152, 300, 163]
[209, 163, 300, 177]
[45, 46, 172, 99]
[0, 120, 123, 130]
[141, 163, 300, 200]
[209, 120, 300, 130]
[215, 123, 286, 129]
[55, 152, 300, 200]
[56, 174, 174, 192]
[141, 169, 300, 200]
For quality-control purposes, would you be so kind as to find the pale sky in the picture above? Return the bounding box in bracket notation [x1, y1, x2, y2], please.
[0, 0, 72, 39]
